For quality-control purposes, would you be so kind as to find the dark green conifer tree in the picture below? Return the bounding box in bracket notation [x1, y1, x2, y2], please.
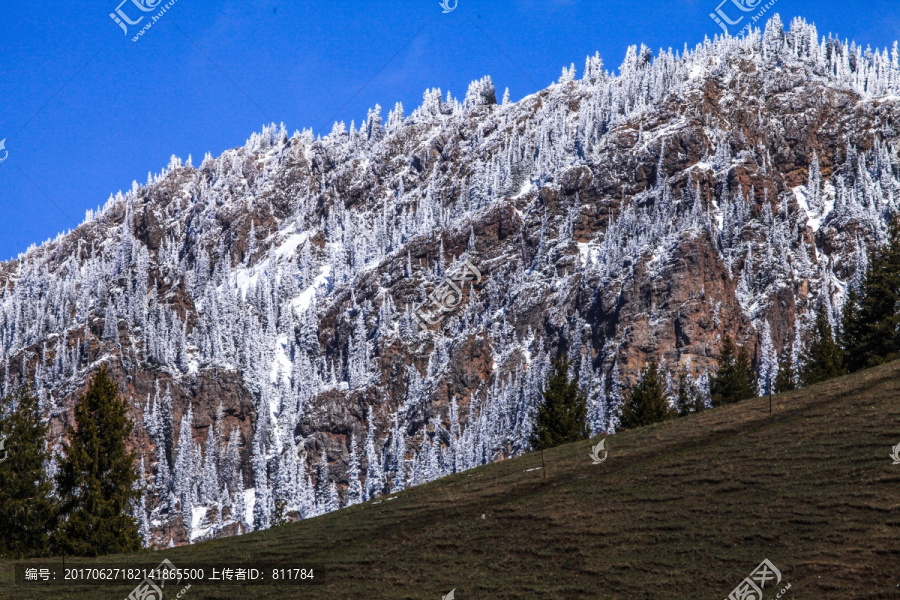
[710, 336, 757, 406]
[841, 222, 900, 371]
[0, 389, 59, 558]
[673, 363, 704, 416]
[801, 305, 844, 386]
[773, 349, 796, 393]
[530, 355, 590, 450]
[54, 367, 142, 557]
[619, 360, 671, 429]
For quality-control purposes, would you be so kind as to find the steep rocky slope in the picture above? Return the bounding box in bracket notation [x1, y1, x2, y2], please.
[1, 14, 899, 547]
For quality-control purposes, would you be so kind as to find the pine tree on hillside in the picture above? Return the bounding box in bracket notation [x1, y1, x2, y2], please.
[530, 355, 590, 450]
[54, 368, 142, 556]
[673, 363, 705, 416]
[347, 437, 363, 507]
[710, 336, 757, 406]
[841, 222, 900, 372]
[0, 389, 59, 558]
[801, 305, 844, 386]
[756, 322, 778, 397]
[619, 360, 670, 429]
[773, 349, 796, 393]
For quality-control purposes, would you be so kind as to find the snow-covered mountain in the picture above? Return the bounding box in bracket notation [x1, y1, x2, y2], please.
[2, 14, 899, 546]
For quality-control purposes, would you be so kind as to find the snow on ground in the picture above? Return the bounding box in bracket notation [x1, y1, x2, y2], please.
[577, 242, 590, 266]
[292, 265, 332, 314]
[273, 231, 308, 259]
[233, 267, 258, 299]
[271, 334, 292, 385]
[513, 181, 536, 199]
[190, 505, 211, 542]
[690, 160, 714, 173]
[793, 185, 834, 233]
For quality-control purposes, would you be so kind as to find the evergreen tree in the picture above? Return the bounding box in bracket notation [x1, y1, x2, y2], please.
[315, 452, 330, 512]
[619, 360, 670, 429]
[326, 481, 340, 513]
[530, 355, 590, 450]
[773, 349, 796, 393]
[807, 150, 823, 215]
[199, 419, 219, 505]
[756, 322, 778, 397]
[172, 404, 196, 510]
[0, 389, 58, 558]
[134, 455, 151, 548]
[160, 386, 175, 466]
[673, 363, 704, 416]
[364, 417, 382, 501]
[233, 472, 246, 532]
[604, 364, 622, 433]
[347, 437, 363, 506]
[54, 368, 142, 556]
[710, 336, 757, 406]
[801, 305, 844, 385]
[841, 222, 900, 371]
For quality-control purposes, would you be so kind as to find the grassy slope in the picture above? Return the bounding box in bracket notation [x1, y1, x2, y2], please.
[2, 362, 900, 600]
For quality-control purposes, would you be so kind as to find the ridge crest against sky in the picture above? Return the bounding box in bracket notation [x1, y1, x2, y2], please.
[0, 0, 896, 260]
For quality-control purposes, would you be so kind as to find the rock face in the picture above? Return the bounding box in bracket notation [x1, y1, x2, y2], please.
[1, 15, 899, 546]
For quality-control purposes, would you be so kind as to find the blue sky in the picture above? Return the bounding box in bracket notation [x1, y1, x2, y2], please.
[0, 0, 898, 260]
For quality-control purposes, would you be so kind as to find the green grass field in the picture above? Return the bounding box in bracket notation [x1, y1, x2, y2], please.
[2, 361, 899, 599]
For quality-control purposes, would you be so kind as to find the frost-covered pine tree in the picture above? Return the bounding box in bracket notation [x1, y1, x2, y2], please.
[326, 481, 340, 513]
[464, 76, 497, 110]
[102, 303, 119, 344]
[808, 150, 824, 216]
[604, 363, 622, 433]
[233, 472, 247, 533]
[587, 378, 608, 436]
[386, 412, 407, 493]
[346, 436, 363, 506]
[154, 434, 171, 505]
[315, 452, 330, 513]
[199, 421, 219, 505]
[791, 321, 805, 387]
[757, 322, 778, 396]
[251, 427, 270, 532]
[135, 455, 151, 548]
[172, 404, 196, 512]
[160, 386, 175, 464]
[364, 416, 383, 501]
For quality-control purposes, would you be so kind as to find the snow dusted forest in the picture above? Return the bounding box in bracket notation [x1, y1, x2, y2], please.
[2, 14, 900, 547]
